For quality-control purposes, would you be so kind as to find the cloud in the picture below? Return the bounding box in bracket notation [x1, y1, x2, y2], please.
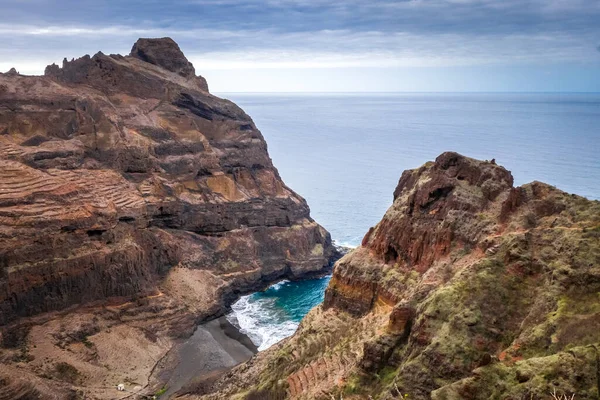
[2, 0, 600, 35]
[0, 0, 599, 79]
[4, 28, 597, 77]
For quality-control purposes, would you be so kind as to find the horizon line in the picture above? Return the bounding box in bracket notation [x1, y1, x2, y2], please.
[216, 91, 600, 94]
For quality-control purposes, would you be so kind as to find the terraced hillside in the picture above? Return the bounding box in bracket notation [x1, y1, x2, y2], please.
[0, 38, 336, 398]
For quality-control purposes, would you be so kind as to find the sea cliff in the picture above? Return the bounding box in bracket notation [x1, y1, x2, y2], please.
[193, 152, 600, 400]
[0, 38, 337, 399]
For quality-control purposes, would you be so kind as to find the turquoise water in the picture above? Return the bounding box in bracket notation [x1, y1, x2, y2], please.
[227, 277, 331, 350]
[224, 93, 600, 350]
[253, 277, 332, 322]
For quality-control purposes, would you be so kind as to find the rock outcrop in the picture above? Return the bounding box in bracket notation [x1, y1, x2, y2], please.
[0, 38, 336, 398]
[194, 153, 600, 400]
[130, 38, 198, 79]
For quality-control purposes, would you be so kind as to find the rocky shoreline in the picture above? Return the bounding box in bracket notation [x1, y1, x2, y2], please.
[3, 35, 596, 400]
[150, 264, 345, 399]
[0, 37, 339, 399]
[150, 316, 257, 399]
[189, 152, 600, 400]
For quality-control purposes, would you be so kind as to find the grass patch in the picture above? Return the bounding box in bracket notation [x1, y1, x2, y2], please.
[55, 362, 80, 384]
[82, 336, 94, 348]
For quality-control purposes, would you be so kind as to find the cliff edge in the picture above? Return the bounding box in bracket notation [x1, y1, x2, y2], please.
[0, 38, 336, 398]
[195, 152, 600, 400]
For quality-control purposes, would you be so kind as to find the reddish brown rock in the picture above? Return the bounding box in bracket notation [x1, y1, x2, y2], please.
[197, 153, 600, 400]
[0, 38, 336, 326]
[388, 303, 414, 335]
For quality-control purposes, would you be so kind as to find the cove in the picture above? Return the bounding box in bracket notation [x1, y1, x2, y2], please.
[226, 275, 333, 351]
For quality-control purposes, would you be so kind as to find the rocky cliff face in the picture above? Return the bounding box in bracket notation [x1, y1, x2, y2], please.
[195, 153, 600, 400]
[0, 38, 336, 398]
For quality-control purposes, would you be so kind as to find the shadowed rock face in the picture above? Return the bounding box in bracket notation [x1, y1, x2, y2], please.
[130, 37, 197, 78]
[130, 37, 209, 92]
[324, 152, 515, 315]
[0, 38, 336, 325]
[197, 153, 600, 400]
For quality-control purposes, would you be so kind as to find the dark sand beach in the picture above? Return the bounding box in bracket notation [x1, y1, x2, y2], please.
[154, 316, 257, 398]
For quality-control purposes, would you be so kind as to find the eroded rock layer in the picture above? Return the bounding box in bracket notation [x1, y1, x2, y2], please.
[195, 153, 600, 400]
[0, 38, 336, 398]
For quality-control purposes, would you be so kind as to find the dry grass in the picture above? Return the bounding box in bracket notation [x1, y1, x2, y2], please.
[550, 388, 576, 400]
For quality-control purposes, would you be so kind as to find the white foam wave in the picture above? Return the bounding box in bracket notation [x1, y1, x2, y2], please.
[270, 280, 289, 291]
[336, 241, 358, 249]
[226, 294, 298, 351]
[332, 239, 358, 250]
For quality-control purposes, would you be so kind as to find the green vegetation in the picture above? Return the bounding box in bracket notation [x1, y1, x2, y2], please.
[211, 170, 600, 400]
[432, 344, 598, 399]
[81, 336, 93, 348]
[311, 243, 324, 256]
[342, 374, 362, 395]
[54, 362, 80, 384]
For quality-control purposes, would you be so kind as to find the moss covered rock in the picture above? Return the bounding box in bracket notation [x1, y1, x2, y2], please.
[186, 153, 600, 400]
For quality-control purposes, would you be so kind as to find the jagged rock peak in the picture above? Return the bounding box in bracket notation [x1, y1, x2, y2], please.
[130, 37, 196, 78]
[43, 38, 209, 95]
[207, 152, 600, 400]
[393, 151, 514, 202]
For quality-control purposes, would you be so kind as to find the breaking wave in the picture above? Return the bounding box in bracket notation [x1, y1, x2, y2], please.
[226, 276, 331, 351]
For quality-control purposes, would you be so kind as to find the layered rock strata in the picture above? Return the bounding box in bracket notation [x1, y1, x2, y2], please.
[0, 38, 336, 398]
[195, 152, 600, 400]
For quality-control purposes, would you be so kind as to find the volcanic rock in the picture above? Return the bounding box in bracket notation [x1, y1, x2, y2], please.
[0, 38, 336, 398]
[130, 37, 209, 91]
[197, 153, 600, 400]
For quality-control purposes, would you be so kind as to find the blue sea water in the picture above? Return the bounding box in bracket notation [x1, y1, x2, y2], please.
[223, 93, 600, 350]
[226, 277, 331, 350]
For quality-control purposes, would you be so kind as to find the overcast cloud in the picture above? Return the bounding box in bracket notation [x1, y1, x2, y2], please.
[0, 0, 599, 91]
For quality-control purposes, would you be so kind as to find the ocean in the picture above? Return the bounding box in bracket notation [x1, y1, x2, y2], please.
[226, 277, 331, 351]
[222, 93, 600, 350]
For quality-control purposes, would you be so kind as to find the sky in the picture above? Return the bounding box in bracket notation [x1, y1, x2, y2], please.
[0, 0, 599, 92]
